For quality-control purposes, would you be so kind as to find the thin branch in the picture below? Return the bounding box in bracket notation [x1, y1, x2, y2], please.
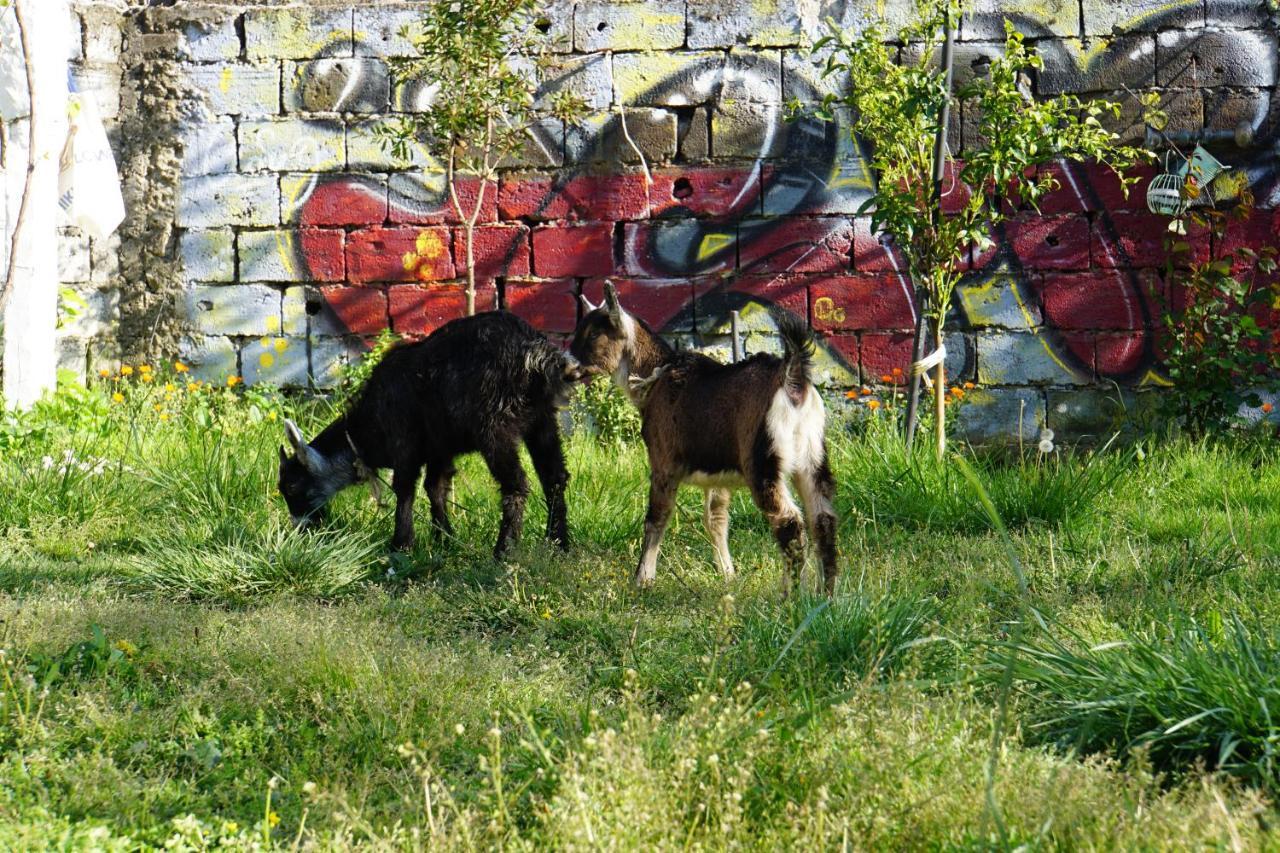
[1, 0, 38, 319]
[617, 103, 652, 189]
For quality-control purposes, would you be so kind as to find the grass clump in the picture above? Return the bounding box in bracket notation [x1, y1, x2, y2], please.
[1002, 611, 1280, 788]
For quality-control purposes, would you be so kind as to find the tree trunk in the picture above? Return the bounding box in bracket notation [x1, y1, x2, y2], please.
[930, 315, 946, 457]
[464, 221, 476, 317]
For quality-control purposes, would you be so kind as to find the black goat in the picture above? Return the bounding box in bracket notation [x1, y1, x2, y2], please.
[278, 311, 586, 556]
[571, 284, 839, 596]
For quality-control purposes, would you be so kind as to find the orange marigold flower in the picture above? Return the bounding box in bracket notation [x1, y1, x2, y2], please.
[1264, 402, 1274, 414]
[844, 389, 858, 399]
[120, 365, 134, 376]
[892, 367, 903, 377]
[97, 368, 110, 378]
[880, 374, 893, 383]
[963, 382, 975, 390]
[227, 375, 243, 387]
[867, 399, 881, 410]
[860, 386, 872, 396]
[187, 381, 200, 392]
[174, 361, 189, 373]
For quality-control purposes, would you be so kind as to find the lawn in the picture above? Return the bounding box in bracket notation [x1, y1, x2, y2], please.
[2, 373, 1279, 849]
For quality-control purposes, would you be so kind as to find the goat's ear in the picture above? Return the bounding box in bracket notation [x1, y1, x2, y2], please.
[603, 280, 623, 324]
[284, 418, 307, 453]
[579, 293, 600, 313]
[279, 446, 289, 465]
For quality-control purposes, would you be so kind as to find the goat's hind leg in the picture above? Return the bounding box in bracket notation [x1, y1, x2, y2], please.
[748, 455, 806, 598]
[480, 439, 530, 558]
[703, 487, 734, 578]
[390, 467, 422, 551]
[524, 412, 570, 549]
[795, 449, 839, 596]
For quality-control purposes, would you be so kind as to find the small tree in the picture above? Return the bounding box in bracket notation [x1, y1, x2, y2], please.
[376, 0, 582, 316]
[799, 0, 1147, 454]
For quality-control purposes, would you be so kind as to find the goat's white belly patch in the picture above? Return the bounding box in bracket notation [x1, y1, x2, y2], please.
[686, 470, 747, 489]
[765, 385, 826, 475]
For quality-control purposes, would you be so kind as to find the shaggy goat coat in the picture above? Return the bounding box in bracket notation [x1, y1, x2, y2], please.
[570, 286, 839, 595]
[278, 311, 579, 556]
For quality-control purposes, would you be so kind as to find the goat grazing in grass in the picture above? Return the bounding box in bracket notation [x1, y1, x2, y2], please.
[278, 311, 587, 556]
[571, 283, 839, 596]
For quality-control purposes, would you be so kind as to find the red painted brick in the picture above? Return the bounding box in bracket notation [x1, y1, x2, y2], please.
[811, 275, 914, 332]
[739, 218, 853, 275]
[389, 177, 498, 225]
[1095, 332, 1146, 377]
[997, 214, 1089, 271]
[388, 284, 496, 336]
[824, 333, 860, 380]
[503, 278, 578, 334]
[860, 332, 914, 384]
[499, 172, 649, 222]
[1034, 161, 1157, 215]
[347, 226, 454, 284]
[532, 222, 614, 277]
[938, 159, 973, 215]
[725, 274, 809, 322]
[1095, 212, 1209, 269]
[455, 224, 530, 279]
[297, 177, 387, 227]
[581, 277, 704, 332]
[852, 217, 899, 272]
[317, 285, 388, 336]
[297, 228, 346, 281]
[1038, 271, 1153, 330]
[649, 167, 761, 218]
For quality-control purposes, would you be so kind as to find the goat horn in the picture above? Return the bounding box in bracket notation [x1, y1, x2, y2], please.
[283, 418, 306, 452]
[603, 280, 622, 322]
[579, 293, 599, 312]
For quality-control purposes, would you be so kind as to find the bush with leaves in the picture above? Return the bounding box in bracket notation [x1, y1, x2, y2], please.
[795, 0, 1147, 454]
[1158, 198, 1280, 437]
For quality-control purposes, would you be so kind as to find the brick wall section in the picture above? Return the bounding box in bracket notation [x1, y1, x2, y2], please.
[51, 0, 1280, 441]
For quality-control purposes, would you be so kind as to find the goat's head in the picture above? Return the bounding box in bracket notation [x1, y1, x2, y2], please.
[570, 281, 635, 377]
[277, 419, 341, 528]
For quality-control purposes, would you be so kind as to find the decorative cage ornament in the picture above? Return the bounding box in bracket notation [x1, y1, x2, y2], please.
[1179, 144, 1229, 207]
[1147, 151, 1189, 216]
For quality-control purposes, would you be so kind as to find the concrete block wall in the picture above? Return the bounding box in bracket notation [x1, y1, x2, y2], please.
[51, 0, 1280, 440]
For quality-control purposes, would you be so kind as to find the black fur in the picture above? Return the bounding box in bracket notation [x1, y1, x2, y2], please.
[278, 311, 580, 556]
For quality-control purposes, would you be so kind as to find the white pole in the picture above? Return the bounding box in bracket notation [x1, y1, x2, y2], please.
[1, 0, 68, 410]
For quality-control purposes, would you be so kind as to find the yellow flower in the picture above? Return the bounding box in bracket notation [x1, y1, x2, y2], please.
[97, 368, 110, 378]
[541, 609, 552, 620]
[174, 361, 189, 373]
[222, 821, 239, 834]
[153, 403, 163, 412]
[113, 639, 138, 657]
[120, 365, 134, 376]
[267, 811, 280, 828]
[139, 364, 152, 374]
[227, 376, 243, 387]
[141, 373, 154, 383]
[187, 381, 199, 392]
[867, 399, 881, 411]
[267, 411, 278, 421]
[111, 392, 124, 403]
[165, 383, 176, 393]
[963, 382, 975, 390]
[160, 413, 170, 422]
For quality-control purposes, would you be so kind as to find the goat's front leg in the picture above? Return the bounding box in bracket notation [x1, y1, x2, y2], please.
[524, 412, 570, 549]
[481, 439, 529, 558]
[636, 472, 678, 588]
[391, 467, 421, 551]
[424, 459, 456, 541]
[703, 487, 734, 578]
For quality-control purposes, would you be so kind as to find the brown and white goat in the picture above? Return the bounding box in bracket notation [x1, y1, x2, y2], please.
[570, 284, 839, 596]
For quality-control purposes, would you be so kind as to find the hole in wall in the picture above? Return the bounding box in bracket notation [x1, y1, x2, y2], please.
[535, 17, 552, 33]
[672, 177, 694, 199]
[1046, 235, 1060, 247]
[596, 21, 607, 32]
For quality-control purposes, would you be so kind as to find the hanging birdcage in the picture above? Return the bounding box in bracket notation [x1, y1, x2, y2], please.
[1178, 144, 1230, 207]
[1147, 151, 1189, 216]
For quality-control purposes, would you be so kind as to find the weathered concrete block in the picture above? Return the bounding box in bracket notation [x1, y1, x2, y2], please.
[184, 283, 282, 337]
[185, 63, 281, 117]
[1037, 37, 1156, 95]
[498, 117, 564, 169]
[712, 101, 789, 159]
[240, 229, 344, 283]
[957, 272, 1044, 329]
[245, 7, 353, 61]
[1046, 388, 1155, 439]
[180, 118, 237, 176]
[67, 12, 83, 62]
[57, 286, 119, 340]
[90, 233, 120, 284]
[964, 0, 1078, 39]
[978, 330, 1091, 385]
[240, 119, 346, 172]
[178, 335, 240, 383]
[783, 48, 845, 102]
[56, 336, 88, 381]
[70, 65, 121, 120]
[566, 110, 677, 165]
[347, 118, 433, 170]
[58, 228, 90, 283]
[309, 335, 357, 388]
[241, 335, 310, 387]
[613, 52, 723, 107]
[180, 15, 241, 62]
[677, 108, 710, 161]
[1156, 28, 1278, 88]
[763, 152, 873, 216]
[1083, 0, 1200, 35]
[353, 7, 421, 57]
[282, 173, 389, 225]
[177, 174, 279, 227]
[180, 228, 235, 282]
[724, 49, 783, 103]
[298, 285, 390, 337]
[687, 0, 805, 48]
[285, 58, 389, 114]
[536, 53, 612, 111]
[574, 0, 684, 52]
[82, 8, 122, 64]
[955, 388, 1045, 444]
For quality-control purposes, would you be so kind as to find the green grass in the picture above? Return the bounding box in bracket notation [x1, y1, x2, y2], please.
[3, 377, 1280, 847]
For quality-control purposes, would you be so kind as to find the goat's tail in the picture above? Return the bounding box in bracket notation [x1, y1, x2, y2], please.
[778, 311, 815, 404]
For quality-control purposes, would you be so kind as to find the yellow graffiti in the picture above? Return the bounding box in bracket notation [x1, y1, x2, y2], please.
[697, 232, 735, 260]
[259, 352, 275, 368]
[265, 316, 280, 333]
[403, 230, 448, 281]
[219, 66, 233, 94]
[813, 296, 845, 324]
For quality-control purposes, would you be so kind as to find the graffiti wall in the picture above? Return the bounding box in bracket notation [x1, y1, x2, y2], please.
[56, 0, 1280, 439]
